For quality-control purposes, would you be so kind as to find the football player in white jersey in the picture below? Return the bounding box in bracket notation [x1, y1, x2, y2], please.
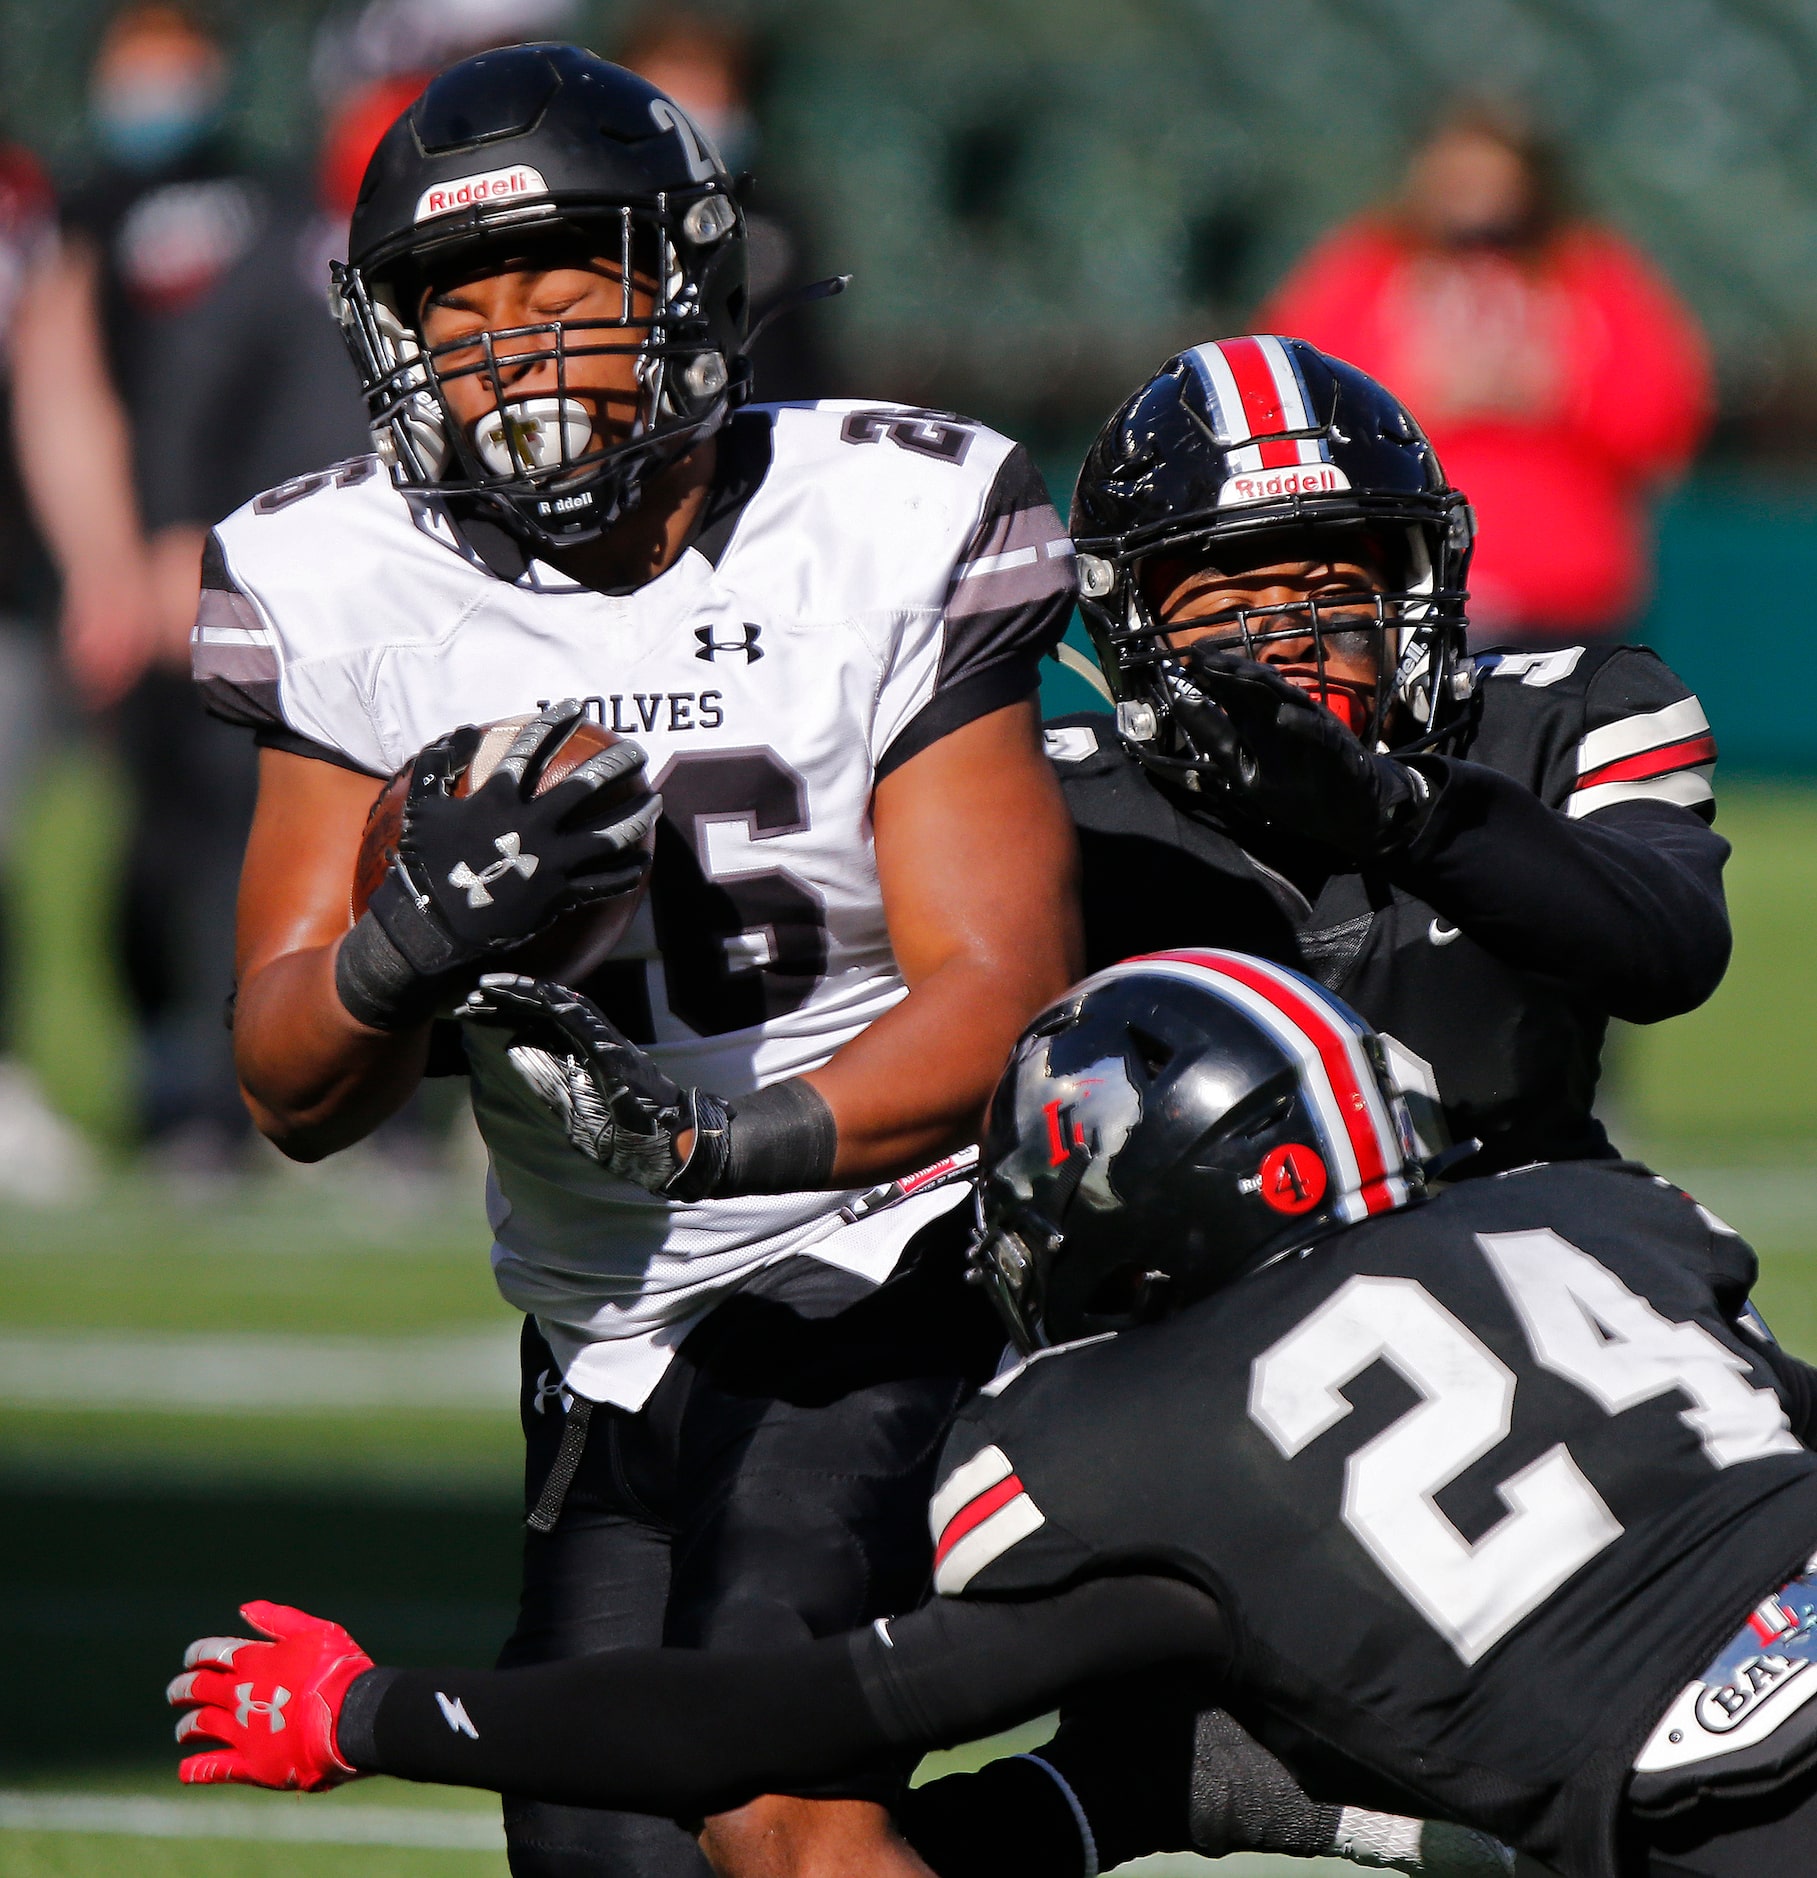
[192, 45, 1080, 1878]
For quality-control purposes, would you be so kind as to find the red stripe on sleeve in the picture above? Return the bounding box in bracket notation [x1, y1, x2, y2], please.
[933, 1473, 1024, 1569]
[1576, 734, 1717, 791]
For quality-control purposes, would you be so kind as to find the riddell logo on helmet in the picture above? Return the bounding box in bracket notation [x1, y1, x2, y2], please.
[1218, 463, 1352, 507]
[415, 165, 549, 223]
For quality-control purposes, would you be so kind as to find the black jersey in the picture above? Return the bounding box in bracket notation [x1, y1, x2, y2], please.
[1050, 645, 1729, 1175]
[929, 1162, 1817, 1878]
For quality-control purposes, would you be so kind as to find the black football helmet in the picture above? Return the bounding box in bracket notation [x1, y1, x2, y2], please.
[1071, 336, 1476, 763]
[971, 948, 1423, 1353]
[331, 44, 750, 550]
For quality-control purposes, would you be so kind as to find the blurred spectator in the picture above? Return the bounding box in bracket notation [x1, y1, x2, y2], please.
[0, 139, 96, 1202]
[620, 9, 833, 402]
[11, 2, 366, 1177]
[1263, 103, 1713, 651]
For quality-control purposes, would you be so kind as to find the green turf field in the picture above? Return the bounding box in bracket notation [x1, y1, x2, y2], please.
[1, 763, 1812, 1873]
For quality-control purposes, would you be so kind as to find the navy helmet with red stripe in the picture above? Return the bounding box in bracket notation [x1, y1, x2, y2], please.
[971, 949, 1423, 1352]
[1071, 335, 1475, 761]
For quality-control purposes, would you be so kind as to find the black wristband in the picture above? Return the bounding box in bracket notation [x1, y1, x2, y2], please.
[366, 868, 468, 979]
[334, 911, 444, 1032]
[720, 1077, 839, 1196]
[335, 1665, 400, 1772]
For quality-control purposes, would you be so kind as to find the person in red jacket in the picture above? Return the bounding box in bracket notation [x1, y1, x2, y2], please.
[1263, 103, 1712, 650]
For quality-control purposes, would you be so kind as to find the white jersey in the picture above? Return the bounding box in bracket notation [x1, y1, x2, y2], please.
[197, 401, 1074, 1408]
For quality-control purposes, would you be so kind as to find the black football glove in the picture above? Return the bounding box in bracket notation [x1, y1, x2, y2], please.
[1168, 648, 1431, 862]
[336, 703, 658, 1030]
[461, 976, 732, 1200]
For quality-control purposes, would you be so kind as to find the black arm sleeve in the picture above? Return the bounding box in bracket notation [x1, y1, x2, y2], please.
[1390, 758, 1732, 1023]
[339, 1575, 1228, 1818]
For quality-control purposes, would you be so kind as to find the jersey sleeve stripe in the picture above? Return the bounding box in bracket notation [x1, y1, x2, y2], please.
[191, 585, 284, 730]
[1575, 696, 1711, 776]
[928, 1443, 1016, 1538]
[933, 1472, 1026, 1568]
[1576, 734, 1717, 791]
[1567, 768, 1715, 820]
[932, 1486, 1046, 1595]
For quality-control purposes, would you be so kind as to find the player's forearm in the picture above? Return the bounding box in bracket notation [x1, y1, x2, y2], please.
[336, 1577, 1228, 1813]
[1390, 760, 1730, 1021]
[832, 699, 1082, 1183]
[804, 949, 1076, 1183]
[234, 942, 431, 1159]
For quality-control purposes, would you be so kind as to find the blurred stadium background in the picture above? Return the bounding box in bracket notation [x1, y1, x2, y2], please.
[2, 0, 1815, 1873]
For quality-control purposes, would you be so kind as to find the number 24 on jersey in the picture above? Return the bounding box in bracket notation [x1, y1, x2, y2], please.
[1250, 1231, 1800, 1664]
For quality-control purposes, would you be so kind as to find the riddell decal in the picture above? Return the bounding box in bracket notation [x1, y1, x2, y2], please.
[415, 164, 549, 222]
[1218, 463, 1352, 506]
[1257, 1143, 1328, 1214]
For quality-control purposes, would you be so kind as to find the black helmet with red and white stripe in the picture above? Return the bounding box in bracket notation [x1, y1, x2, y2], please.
[1071, 335, 1475, 760]
[971, 948, 1422, 1352]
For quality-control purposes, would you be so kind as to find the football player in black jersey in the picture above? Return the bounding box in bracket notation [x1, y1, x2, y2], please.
[168, 954, 1817, 1878]
[1048, 334, 1728, 1178]
[891, 334, 1741, 1871]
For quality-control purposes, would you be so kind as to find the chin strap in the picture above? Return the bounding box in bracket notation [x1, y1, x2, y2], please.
[746, 274, 852, 349]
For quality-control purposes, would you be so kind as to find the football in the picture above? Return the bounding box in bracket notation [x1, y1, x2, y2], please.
[351, 714, 654, 987]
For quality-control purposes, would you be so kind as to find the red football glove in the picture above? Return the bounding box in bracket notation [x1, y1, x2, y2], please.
[167, 1600, 373, 1791]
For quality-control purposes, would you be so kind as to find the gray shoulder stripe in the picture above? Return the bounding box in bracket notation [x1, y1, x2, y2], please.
[946, 552, 1077, 622]
[193, 585, 272, 645]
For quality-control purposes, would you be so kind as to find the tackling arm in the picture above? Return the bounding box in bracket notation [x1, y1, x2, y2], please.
[168, 1577, 1228, 1810]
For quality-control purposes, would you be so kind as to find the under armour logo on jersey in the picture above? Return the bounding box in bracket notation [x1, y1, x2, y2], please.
[436, 1691, 480, 1739]
[448, 833, 538, 908]
[695, 622, 762, 662]
[234, 1682, 290, 1732]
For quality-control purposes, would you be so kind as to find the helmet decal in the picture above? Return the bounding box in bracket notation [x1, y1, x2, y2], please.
[1124, 949, 1412, 1221]
[1011, 1054, 1141, 1210]
[413, 163, 548, 224]
[1255, 1142, 1329, 1214]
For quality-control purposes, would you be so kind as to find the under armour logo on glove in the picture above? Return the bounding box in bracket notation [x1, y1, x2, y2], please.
[168, 1602, 372, 1792]
[447, 832, 539, 908]
[234, 1682, 290, 1731]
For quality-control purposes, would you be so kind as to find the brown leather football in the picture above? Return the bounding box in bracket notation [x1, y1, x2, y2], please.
[351, 715, 653, 986]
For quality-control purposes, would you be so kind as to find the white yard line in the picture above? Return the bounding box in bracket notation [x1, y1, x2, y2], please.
[0, 1331, 518, 1412]
[0, 1789, 504, 1849]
